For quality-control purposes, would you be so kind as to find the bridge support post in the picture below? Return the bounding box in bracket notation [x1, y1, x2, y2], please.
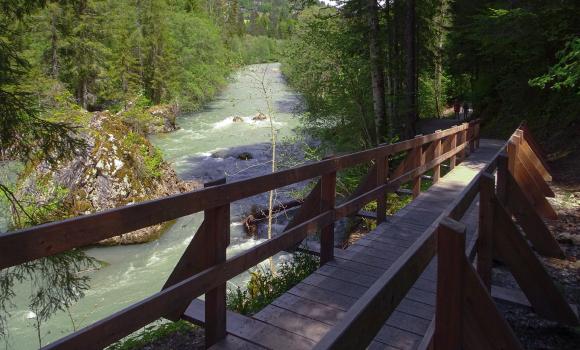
[435, 218, 466, 350]
[203, 179, 230, 347]
[432, 134, 442, 184]
[376, 155, 388, 223]
[477, 173, 495, 290]
[412, 137, 423, 198]
[435, 218, 524, 350]
[320, 168, 336, 265]
[449, 133, 457, 170]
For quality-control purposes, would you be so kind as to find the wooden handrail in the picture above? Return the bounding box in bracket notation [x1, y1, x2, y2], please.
[0, 121, 479, 270]
[317, 123, 577, 350]
[0, 120, 481, 349]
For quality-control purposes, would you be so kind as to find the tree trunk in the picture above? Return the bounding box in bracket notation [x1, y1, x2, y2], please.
[49, 9, 59, 78]
[404, 0, 417, 138]
[367, 0, 387, 145]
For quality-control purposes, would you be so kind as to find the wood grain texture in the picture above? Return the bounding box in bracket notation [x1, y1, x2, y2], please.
[493, 197, 578, 326]
[434, 218, 466, 350]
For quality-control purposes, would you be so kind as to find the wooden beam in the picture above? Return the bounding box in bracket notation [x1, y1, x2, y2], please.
[376, 155, 388, 223]
[285, 181, 322, 231]
[492, 197, 578, 326]
[432, 135, 442, 184]
[412, 139, 423, 198]
[449, 133, 457, 170]
[504, 173, 565, 258]
[1, 125, 472, 270]
[507, 138, 557, 220]
[434, 217, 466, 350]
[43, 210, 334, 350]
[313, 222, 437, 350]
[320, 169, 337, 265]
[517, 140, 554, 197]
[477, 173, 495, 290]
[462, 251, 524, 350]
[519, 123, 551, 179]
[203, 178, 230, 347]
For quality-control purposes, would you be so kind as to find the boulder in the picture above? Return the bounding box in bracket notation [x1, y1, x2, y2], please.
[232, 115, 244, 123]
[15, 111, 201, 245]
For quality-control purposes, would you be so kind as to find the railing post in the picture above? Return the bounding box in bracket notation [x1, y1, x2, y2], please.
[475, 121, 481, 149]
[412, 136, 423, 198]
[432, 131, 442, 184]
[477, 173, 495, 290]
[449, 131, 457, 170]
[435, 217, 466, 350]
[376, 153, 388, 223]
[469, 124, 476, 153]
[506, 138, 519, 178]
[496, 153, 509, 205]
[460, 125, 468, 159]
[320, 166, 336, 265]
[203, 179, 229, 347]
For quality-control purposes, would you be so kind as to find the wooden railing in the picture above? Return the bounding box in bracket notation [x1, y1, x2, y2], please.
[314, 123, 578, 350]
[0, 120, 480, 349]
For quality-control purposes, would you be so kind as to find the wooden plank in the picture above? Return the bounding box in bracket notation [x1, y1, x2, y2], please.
[508, 137, 557, 220]
[183, 300, 316, 350]
[519, 123, 552, 180]
[492, 197, 579, 326]
[285, 181, 322, 231]
[462, 249, 524, 350]
[504, 172, 564, 258]
[517, 141, 554, 197]
[209, 335, 267, 350]
[42, 211, 333, 350]
[417, 319, 434, 350]
[253, 304, 331, 342]
[477, 174, 495, 290]
[432, 136, 442, 184]
[313, 224, 436, 350]
[288, 283, 354, 311]
[412, 140, 423, 199]
[376, 156, 388, 223]
[374, 325, 423, 350]
[320, 170, 336, 265]
[1, 126, 468, 269]
[449, 133, 457, 170]
[434, 218, 466, 350]
[204, 190, 230, 346]
[271, 293, 344, 326]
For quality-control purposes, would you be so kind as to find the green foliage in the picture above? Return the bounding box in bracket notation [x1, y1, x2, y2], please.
[282, 6, 377, 150]
[230, 35, 284, 64]
[107, 320, 196, 350]
[227, 252, 319, 315]
[447, 0, 580, 145]
[530, 38, 580, 95]
[141, 145, 164, 180]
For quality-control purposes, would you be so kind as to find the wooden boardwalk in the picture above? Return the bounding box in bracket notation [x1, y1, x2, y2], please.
[5, 121, 575, 349]
[186, 139, 505, 349]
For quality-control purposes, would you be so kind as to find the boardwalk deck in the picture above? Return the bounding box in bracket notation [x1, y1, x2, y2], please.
[191, 139, 505, 349]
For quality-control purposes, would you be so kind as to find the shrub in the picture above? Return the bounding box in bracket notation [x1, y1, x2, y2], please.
[227, 252, 319, 315]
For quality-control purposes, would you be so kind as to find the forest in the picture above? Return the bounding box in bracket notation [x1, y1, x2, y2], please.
[0, 0, 579, 349]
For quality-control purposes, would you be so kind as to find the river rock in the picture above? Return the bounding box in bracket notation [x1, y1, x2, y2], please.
[232, 115, 244, 123]
[252, 112, 268, 121]
[15, 111, 201, 245]
[146, 104, 179, 133]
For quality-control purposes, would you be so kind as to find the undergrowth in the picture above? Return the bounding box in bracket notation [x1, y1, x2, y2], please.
[226, 251, 319, 315]
[107, 320, 196, 350]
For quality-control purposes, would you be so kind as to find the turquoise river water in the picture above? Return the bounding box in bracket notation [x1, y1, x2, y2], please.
[3, 63, 303, 349]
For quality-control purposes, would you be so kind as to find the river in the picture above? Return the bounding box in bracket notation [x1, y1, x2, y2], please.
[4, 63, 305, 349]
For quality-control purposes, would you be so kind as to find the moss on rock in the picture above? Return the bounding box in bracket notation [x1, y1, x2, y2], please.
[14, 110, 200, 245]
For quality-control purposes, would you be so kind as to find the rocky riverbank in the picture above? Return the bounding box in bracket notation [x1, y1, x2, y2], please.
[14, 107, 200, 245]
